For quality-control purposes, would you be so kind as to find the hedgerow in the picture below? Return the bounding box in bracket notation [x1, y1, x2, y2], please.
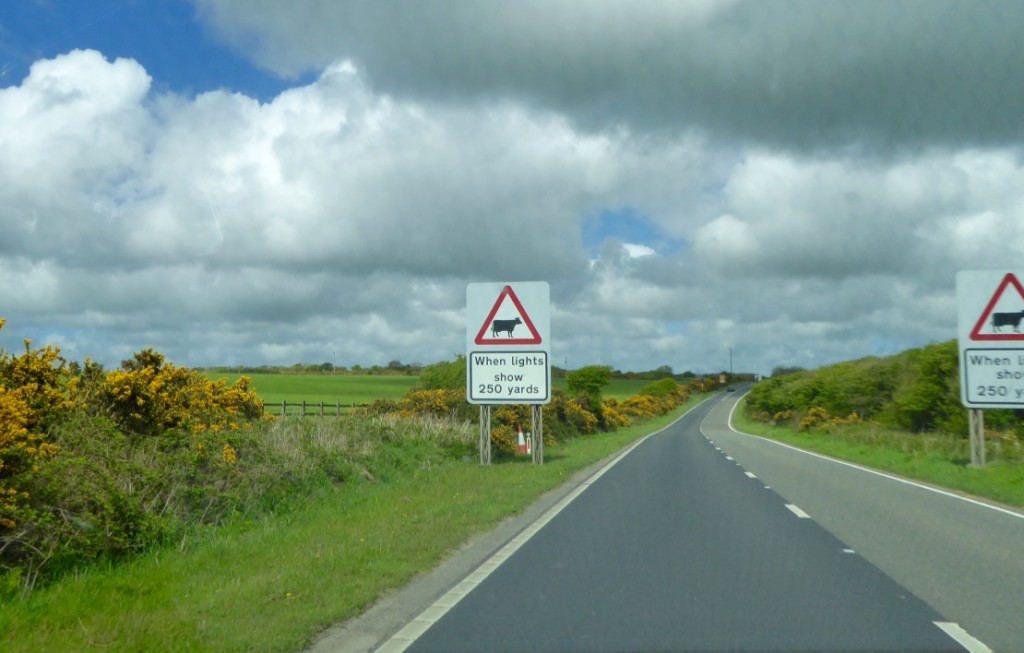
[68, 349, 265, 436]
[1, 325, 707, 596]
[1, 324, 68, 533]
[0, 321, 276, 595]
[744, 339, 1024, 445]
[369, 364, 701, 455]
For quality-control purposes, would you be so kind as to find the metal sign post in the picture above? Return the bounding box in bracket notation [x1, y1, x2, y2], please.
[969, 408, 985, 467]
[479, 405, 492, 465]
[531, 404, 544, 464]
[956, 270, 1024, 467]
[467, 282, 552, 464]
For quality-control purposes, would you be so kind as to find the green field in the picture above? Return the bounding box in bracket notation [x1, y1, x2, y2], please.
[205, 373, 419, 409]
[597, 378, 657, 399]
[204, 372, 657, 408]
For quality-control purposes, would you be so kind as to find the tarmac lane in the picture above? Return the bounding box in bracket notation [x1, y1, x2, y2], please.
[381, 394, 975, 652]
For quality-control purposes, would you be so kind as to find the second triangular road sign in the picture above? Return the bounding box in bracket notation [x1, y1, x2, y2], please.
[969, 272, 1024, 341]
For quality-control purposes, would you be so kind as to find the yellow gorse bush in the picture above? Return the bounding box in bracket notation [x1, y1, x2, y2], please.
[619, 394, 666, 419]
[1, 336, 76, 432]
[799, 406, 831, 430]
[368, 369, 701, 454]
[375, 388, 474, 422]
[68, 349, 265, 437]
[797, 406, 862, 431]
[553, 392, 599, 434]
[1, 320, 264, 530]
[1, 324, 67, 529]
[830, 411, 862, 427]
[601, 401, 631, 429]
[772, 409, 794, 425]
[0, 385, 35, 529]
[490, 424, 519, 454]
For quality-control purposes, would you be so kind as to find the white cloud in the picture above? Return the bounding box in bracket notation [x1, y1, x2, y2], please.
[0, 50, 155, 262]
[622, 243, 656, 259]
[691, 151, 1024, 290]
[6, 16, 1024, 378]
[197, 1, 1024, 152]
[693, 214, 756, 267]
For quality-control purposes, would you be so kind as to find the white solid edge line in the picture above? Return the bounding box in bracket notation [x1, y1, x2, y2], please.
[725, 395, 1024, 522]
[376, 395, 717, 652]
[934, 621, 993, 653]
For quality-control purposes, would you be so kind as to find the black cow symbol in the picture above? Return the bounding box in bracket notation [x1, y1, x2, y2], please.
[991, 310, 1024, 333]
[491, 318, 522, 338]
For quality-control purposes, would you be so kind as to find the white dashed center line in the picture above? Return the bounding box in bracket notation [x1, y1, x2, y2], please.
[785, 504, 811, 519]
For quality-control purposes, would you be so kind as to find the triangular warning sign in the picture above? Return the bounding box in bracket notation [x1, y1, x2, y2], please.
[969, 272, 1024, 340]
[474, 285, 542, 345]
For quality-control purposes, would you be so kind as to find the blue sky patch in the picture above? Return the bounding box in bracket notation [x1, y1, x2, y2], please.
[581, 208, 686, 258]
[0, 0, 306, 100]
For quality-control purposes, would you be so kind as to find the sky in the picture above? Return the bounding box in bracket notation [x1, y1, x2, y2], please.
[3, 1, 1024, 376]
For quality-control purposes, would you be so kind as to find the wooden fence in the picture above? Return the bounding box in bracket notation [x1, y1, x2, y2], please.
[261, 401, 367, 417]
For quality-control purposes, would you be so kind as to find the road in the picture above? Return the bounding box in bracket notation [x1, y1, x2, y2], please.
[704, 391, 1024, 652]
[312, 390, 1021, 652]
[311, 390, 1024, 650]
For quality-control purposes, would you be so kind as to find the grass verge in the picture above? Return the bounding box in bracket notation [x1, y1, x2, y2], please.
[731, 400, 1024, 510]
[0, 398, 703, 652]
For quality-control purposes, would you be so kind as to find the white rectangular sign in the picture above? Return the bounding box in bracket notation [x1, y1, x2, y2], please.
[466, 282, 551, 405]
[467, 351, 550, 403]
[957, 270, 1024, 408]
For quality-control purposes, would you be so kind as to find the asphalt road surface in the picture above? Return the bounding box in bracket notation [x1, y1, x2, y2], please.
[703, 390, 1023, 652]
[342, 391, 1012, 652]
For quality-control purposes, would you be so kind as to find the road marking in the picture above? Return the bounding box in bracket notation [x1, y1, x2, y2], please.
[725, 455, 734, 460]
[842, 548, 856, 554]
[934, 622, 993, 653]
[724, 398, 1024, 522]
[785, 503, 811, 518]
[377, 396, 717, 652]
[744, 471, 757, 479]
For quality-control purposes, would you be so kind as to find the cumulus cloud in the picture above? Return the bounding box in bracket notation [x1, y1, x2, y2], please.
[5, 3, 1024, 376]
[0, 50, 155, 262]
[694, 151, 1024, 288]
[0, 48, 719, 368]
[196, 0, 1024, 152]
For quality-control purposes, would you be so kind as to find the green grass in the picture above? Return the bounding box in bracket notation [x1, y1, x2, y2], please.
[205, 373, 420, 409]
[204, 373, 654, 408]
[731, 402, 1024, 509]
[0, 398, 706, 652]
[549, 377, 653, 400]
[593, 378, 656, 400]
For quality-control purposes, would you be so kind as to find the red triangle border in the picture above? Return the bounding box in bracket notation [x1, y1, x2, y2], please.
[969, 272, 1024, 341]
[474, 285, 543, 345]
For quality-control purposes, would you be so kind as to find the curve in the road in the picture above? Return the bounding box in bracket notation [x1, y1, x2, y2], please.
[378, 394, 979, 652]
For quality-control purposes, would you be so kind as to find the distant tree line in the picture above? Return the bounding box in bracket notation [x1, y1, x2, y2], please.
[747, 339, 1024, 436]
[203, 360, 749, 381]
[202, 360, 424, 376]
[377, 359, 719, 455]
